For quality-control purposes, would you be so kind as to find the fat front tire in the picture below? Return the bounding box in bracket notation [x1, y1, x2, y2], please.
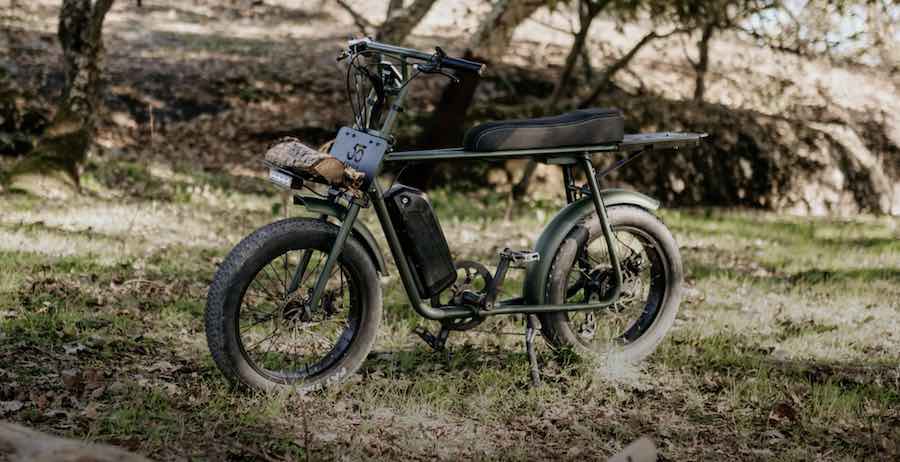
[539, 205, 683, 363]
[205, 218, 382, 392]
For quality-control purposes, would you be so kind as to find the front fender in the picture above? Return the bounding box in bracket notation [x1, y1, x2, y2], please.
[522, 189, 659, 304]
[294, 196, 388, 274]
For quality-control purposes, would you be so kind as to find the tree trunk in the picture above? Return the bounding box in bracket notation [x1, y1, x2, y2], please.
[693, 23, 714, 102]
[513, 1, 607, 200]
[4, 0, 115, 197]
[376, 0, 437, 45]
[385, 0, 404, 19]
[468, 0, 546, 60]
[0, 421, 151, 462]
[402, 0, 544, 190]
[549, 0, 607, 108]
[510, 158, 539, 199]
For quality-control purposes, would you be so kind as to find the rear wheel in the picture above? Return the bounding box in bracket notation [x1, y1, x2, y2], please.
[205, 218, 382, 391]
[539, 205, 682, 363]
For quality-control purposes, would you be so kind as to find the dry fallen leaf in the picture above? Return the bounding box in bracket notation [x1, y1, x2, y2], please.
[61, 369, 83, 391]
[768, 401, 798, 425]
[29, 391, 50, 411]
[81, 402, 101, 419]
[107, 381, 128, 395]
[0, 400, 24, 415]
[63, 342, 87, 355]
[83, 368, 105, 391]
[147, 360, 178, 373]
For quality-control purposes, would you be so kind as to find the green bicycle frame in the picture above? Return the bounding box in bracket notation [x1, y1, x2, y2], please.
[303, 79, 631, 322]
[303, 44, 702, 321]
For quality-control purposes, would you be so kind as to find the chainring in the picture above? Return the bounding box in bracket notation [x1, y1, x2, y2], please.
[430, 260, 492, 331]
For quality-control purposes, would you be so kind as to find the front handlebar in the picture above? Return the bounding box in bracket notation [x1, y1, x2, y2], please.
[439, 54, 485, 75]
[347, 38, 485, 75]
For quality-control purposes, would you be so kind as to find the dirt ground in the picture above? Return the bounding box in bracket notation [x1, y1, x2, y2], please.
[0, 162, 898, 460]
[1, 1, 899, 461]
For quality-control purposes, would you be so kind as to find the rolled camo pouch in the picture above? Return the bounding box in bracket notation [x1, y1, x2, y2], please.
[264, 137, 365, 189]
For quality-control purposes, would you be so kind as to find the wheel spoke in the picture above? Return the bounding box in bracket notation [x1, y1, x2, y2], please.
[247, 328, 280, 351]
[241, 312, 275, 333]
[237, 246, 360, 382]
[249, 277, 281, 305]
[288, 249, 314, 294]
[259, 265, 287, 300]
[281, 252, 290, 295]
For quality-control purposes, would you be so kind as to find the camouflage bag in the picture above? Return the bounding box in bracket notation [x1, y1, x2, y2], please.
[264, 137, 365, 189]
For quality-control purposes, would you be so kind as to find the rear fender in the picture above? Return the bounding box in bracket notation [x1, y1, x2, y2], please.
[522, 189, 659, 304]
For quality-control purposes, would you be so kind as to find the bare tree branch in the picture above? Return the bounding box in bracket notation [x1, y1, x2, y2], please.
[550, 0, 612, 107]
[579, 28, 689, 108]
[334, 0, 374, 35]
[377, 0, 437, 44]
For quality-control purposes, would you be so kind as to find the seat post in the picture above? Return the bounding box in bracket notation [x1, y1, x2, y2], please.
[562, 165, 576, 204]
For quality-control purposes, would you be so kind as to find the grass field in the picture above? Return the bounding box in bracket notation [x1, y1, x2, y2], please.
[1, 161, 898, 461]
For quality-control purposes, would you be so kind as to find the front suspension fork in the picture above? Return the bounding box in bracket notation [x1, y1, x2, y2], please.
[306, 202, 362, 311]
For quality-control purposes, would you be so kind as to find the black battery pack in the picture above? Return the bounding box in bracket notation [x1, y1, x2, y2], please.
[384, 184, 456, 298]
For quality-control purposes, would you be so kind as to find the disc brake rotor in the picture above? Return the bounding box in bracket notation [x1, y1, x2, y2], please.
[577, 249, 647, 339]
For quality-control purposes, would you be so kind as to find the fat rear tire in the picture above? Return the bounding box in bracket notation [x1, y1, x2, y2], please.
[539, 205, 683, 363]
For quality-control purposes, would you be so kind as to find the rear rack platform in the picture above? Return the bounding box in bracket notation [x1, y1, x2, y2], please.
[619, 132, 707, 151]
[384, 132, 706, 162]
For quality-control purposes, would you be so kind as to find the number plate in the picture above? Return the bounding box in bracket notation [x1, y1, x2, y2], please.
[329, 127, 389, 189]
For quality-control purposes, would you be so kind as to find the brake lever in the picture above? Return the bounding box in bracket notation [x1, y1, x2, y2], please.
[413, 63, 459, 84]
[438, 69, 459, 84]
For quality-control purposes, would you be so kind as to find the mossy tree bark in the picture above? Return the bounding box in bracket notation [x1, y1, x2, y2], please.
[5, 0, 116, 197]
[549, 0, 610, 109]
[403, 0, 546, 190]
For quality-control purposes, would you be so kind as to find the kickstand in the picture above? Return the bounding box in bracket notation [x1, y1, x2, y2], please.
[414, 325, 451, 361]
[525, 315, 541, 387]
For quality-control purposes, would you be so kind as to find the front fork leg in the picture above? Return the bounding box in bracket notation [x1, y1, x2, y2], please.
[307, 203, 362, 314]
[287, 214, 329, 294]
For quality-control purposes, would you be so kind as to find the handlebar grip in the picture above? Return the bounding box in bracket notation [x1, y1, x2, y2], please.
[441, 56, 486, 75]
[349, 38, 486, 75]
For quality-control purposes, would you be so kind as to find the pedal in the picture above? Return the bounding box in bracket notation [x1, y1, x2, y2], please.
[484, 249, 541, 310]
[458, 290, 483, 306]
[500, 249, 540, 268]
[413, 325, 450, 352]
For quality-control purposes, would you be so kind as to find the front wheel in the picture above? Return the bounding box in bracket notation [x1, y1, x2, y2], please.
[539, 205, 683, 363]
[205, 218, 382, 391]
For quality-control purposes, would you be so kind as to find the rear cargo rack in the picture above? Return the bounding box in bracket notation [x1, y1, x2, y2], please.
[384, 132, 707, 162]
[619, 132, 707, 151]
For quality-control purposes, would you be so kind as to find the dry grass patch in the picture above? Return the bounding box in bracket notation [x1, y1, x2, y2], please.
[1, 170, 899, 460]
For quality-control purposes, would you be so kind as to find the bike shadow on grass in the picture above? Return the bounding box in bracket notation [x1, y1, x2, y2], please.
[363, 345, 528, 373]
[357, 339, 589, 390]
